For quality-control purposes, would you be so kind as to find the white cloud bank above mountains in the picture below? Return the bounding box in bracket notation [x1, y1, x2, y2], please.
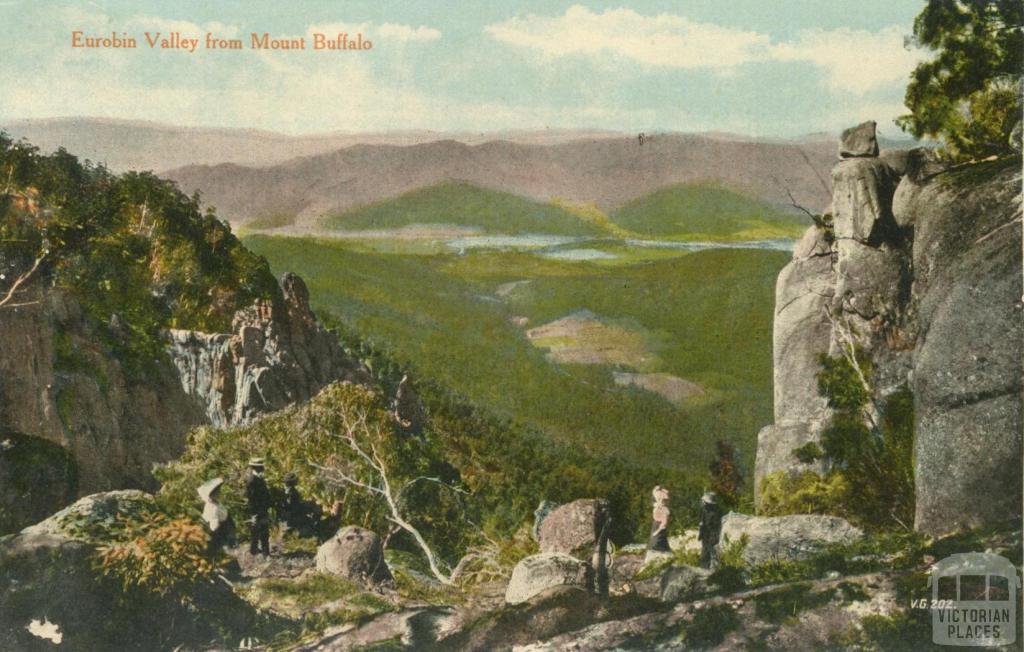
[485, 5, 920, 96]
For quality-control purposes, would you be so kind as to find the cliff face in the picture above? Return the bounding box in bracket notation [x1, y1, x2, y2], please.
[755, 122, 1022, 535]
[0, 273, 368, 514]
[168, 273, 371, 427]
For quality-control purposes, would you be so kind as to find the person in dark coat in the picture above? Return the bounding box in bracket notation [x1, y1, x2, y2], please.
[245, 458, 272, 556]
[280, 472, 321, 537]
[698, 491, 723, 569]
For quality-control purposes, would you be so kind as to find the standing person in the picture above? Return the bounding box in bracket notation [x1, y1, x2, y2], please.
[245, 458, 272, 556]
[281, 472, 321, 537]
[698, 491, 723, 569]
[198, 477, 234, 554]
[645, 485, 672, 563]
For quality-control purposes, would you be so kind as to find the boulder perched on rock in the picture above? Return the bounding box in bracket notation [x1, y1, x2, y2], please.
[660, 565, 712, 603]
[316, 526, 392, 585]
[718, 512, 863, 565]
[505, 553, 591, 604]
[537, 498, 610, 559]
[831, 158, 899, 244]
[838, 120, 879, 158]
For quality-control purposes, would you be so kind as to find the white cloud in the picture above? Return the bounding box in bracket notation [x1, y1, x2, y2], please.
[485, 6, 920, 95]
[378, 23, 441, 42]
[126, 15, 240, 39]
[485, 5, 770, 69]
[771, 26, 920, 95]
[307, 21, 441, 42]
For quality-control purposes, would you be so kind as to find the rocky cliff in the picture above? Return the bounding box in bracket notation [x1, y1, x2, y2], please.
[168, 272, 370, 427]
[755, 121, 1022, 535]
[0, 272, 368, 527]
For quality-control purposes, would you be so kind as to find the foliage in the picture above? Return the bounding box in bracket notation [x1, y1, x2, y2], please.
[244, 234, 787, 530]
[762, 351, 916, 529]
[0, 133, 280, 373]
[156, 383, 471, 564]
[679, 603, 739, 647]
[708, 533, 749, 592]
[95, 511, 218, 600]
[758, 471, 850, 518]
[57, 496, 218, 603]
[898, 0, 1024, 161]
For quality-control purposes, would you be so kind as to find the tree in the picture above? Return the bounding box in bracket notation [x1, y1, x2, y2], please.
[898, 0, 1024, 161]
[312, 387, 468, 585]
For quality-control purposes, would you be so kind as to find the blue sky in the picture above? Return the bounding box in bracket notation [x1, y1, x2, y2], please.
[0, 1, 928, 137]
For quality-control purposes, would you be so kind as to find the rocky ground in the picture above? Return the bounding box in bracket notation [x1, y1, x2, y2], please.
[2, 490, 1021, 650]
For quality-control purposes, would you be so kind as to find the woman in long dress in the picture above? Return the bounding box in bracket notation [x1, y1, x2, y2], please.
[198, 477, 235, 554]
[645, 485, 671, 561]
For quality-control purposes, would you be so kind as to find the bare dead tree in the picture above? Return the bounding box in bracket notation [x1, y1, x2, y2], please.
[311, 404, 461, 585]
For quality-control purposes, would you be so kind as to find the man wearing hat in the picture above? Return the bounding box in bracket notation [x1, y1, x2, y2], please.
[245, 458, 272, 556]
[698, 491, 723, 569]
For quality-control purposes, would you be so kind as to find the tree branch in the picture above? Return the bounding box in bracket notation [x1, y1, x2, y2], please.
[0, 254, 45, 309]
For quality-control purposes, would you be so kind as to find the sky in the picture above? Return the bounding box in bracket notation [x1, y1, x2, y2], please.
[0, 1, 930, 138]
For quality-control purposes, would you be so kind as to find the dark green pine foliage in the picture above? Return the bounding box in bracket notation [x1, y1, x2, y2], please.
[898, 0, 1024, 161]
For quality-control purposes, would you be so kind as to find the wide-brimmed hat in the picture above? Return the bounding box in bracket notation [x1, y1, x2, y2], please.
[197, 477, 224, 501]
[248, 457, 266, 468]
[701, 491, 718, 504]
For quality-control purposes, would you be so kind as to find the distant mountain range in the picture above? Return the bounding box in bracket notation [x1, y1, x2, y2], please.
[2, 117, 877, 229]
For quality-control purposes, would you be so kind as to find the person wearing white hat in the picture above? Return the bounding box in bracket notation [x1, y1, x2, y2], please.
[197, 477, 234, 553]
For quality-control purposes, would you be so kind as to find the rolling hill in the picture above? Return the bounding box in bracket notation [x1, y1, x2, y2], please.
[321, 182, 604, 236]
[163, 134, 835, 229]
[610, 183, 807, 239]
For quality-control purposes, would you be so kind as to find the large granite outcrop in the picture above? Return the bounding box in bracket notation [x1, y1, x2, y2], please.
[904, 161, 1022, 534]
[168, 272, 370, 427]
[0, 283, 206, 499]
[755, 121, 1022, 535]
[0, 272, 369, 530]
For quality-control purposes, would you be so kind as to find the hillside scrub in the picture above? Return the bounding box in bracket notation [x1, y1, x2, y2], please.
[244, 235, 785, 495]
[0, 133, 280, 371]
[759, 350, 915, 530]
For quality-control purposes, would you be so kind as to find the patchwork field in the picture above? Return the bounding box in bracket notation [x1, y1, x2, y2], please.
[244, 233, 790, 481]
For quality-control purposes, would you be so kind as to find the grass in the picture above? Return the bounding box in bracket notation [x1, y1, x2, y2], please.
[244, 234, 787, 483]
[321, 182, 604, 236]
[610, 183, 806, 239]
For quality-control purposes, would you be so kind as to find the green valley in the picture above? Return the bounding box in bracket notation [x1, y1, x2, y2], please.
[244, 234, 788, 486]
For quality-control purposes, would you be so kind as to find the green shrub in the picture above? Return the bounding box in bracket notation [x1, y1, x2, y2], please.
[758, 471, 850, 518]
[680, 603, 739, 647]
[763, 351, 916, 530]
